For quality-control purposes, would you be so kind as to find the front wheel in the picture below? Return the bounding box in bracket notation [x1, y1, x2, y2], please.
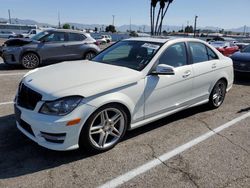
[209, 80, 227, 108]
[21, 52, 40, 69]
[79, 104, 128, 152]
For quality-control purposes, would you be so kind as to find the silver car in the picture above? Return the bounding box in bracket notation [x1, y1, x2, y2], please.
[1, 29, 100, 69]
[0, 31, 16, 38]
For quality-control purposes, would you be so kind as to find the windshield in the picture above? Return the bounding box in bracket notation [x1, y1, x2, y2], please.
[31, 31, 49, 41]
[242, 45, 250, 53]
[92, 41, 162, 71]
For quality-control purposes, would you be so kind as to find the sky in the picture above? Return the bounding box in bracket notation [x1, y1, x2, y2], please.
[0, 0, 249, 29]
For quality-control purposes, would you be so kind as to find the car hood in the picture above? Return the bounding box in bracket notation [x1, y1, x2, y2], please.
[4, 38, 38, 47]
[23, 60, 143, 100]
[231, 52, 250, 62]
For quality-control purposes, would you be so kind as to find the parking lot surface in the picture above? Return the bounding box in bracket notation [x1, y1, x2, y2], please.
[0, 57, 249, 188]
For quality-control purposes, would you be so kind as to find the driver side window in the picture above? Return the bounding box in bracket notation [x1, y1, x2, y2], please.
[43, 32, 65, 42]
[158, 42, 188, 67]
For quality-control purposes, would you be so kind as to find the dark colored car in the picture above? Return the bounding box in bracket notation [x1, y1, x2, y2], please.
[230, 45, 250, 73]
[0, 29, 100, 69]
[209, 41, 239, 56]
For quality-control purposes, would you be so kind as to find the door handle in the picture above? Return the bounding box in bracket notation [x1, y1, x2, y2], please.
[212, 63, 217, 69]
[182, 70, 191, 78]
[62, 44, 67, 47]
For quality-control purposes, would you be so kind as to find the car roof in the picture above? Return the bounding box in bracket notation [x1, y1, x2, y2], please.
[124, 37, 204, 44]
[45, 29, 86, 34]
[124, 37, 171, 43]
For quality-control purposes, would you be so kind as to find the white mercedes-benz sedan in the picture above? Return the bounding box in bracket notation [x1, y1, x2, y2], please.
[15, 37, 234, 151]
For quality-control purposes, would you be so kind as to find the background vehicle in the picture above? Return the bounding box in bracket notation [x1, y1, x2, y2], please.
[230, 44, 250, 74]
[1, 29, 100, 69]
[235, 42, 249, 50]
[15, 37, 233, 152]
[0, 23, 37, 35]
[0, 31, 16, 38]
[101, 35, 112, 43]
[211, 36, 238, 44]
[210, 41, 239, 56]
[20, 29, 43, 38]
[94, 36, 107, 45]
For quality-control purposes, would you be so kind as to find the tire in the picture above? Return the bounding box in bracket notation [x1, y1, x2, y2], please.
[84, 51, 96, 60]
[208, 79, 227, 109]
[21, 52, 40, 69]
[79, 104, 128, 152]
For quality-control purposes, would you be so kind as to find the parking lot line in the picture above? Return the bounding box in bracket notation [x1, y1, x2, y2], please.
[0, 101, 14, 106]
[0, 72, 26, 76]
[98, 111, 250, 188]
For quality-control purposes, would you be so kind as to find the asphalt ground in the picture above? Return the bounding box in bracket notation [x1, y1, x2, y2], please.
[0, 56, 249, 188]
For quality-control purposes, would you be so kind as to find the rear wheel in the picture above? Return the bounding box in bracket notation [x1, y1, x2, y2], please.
[84, 51, 96, 60]
[21, 52, 40, 69]
[209, 79, 227, 108]
[79, 104, 128, 152]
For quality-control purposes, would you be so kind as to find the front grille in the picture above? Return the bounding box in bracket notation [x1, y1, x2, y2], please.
[17, 84, 42, 110]
[19, 119, 35, 136]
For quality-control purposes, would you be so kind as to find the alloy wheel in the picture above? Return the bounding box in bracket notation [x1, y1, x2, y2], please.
[212, 81, 226, 107]
[22, 53, 39, 69]
[89, 108, 125, 149]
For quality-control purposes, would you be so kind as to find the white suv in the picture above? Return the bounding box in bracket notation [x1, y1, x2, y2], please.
[101, 35, 112, 43]
[15, 37, 233, 152]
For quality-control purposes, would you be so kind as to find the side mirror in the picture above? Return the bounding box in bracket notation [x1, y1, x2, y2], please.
[151, 64, 175, 75]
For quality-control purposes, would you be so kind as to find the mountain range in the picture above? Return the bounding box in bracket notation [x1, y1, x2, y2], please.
[0, 18, 249, 33]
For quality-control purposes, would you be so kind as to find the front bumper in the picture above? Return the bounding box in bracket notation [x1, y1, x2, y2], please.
[15, 102, 96, 151]
[233, 62, 250, 73]
[2, 47, 22, 65]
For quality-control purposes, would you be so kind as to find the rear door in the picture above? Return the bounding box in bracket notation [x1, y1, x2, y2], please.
[63, 33, 87, 60]
[188, 42, 220, 102]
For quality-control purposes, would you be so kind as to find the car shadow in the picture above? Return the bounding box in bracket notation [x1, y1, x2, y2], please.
[0, 63, 24, 71]
[0, 104, 214, 179]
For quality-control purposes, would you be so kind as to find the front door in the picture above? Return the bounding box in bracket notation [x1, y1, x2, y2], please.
[144, 42, 193, 118]
[38, 32, 69, 61]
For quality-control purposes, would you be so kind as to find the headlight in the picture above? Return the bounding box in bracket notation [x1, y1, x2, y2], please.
[39, 96, 83, 116]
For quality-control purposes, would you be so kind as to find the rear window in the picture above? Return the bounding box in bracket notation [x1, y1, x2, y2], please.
[189, 42, 218, 63]
[68, 33, 86, 41]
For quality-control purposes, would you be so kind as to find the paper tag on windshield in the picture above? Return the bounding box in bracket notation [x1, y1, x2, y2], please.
[142, 43, 160, 50]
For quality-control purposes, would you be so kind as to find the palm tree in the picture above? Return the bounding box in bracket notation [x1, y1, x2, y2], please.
[154, 0, 165, 35]
[157, 0, 174, 35]
[150, 0, 159, 35]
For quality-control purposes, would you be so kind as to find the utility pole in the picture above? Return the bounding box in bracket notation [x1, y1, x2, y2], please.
[58, 11, 61, 28]
[8, 9, 11, 24]
[243, 25, 246, 36]
[194, 15, 198, 38]
[112, 15, 115, 26]
[129, 17, 132, 32]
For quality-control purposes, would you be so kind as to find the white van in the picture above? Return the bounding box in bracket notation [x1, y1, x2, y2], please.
[21, 29, 43, 38]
